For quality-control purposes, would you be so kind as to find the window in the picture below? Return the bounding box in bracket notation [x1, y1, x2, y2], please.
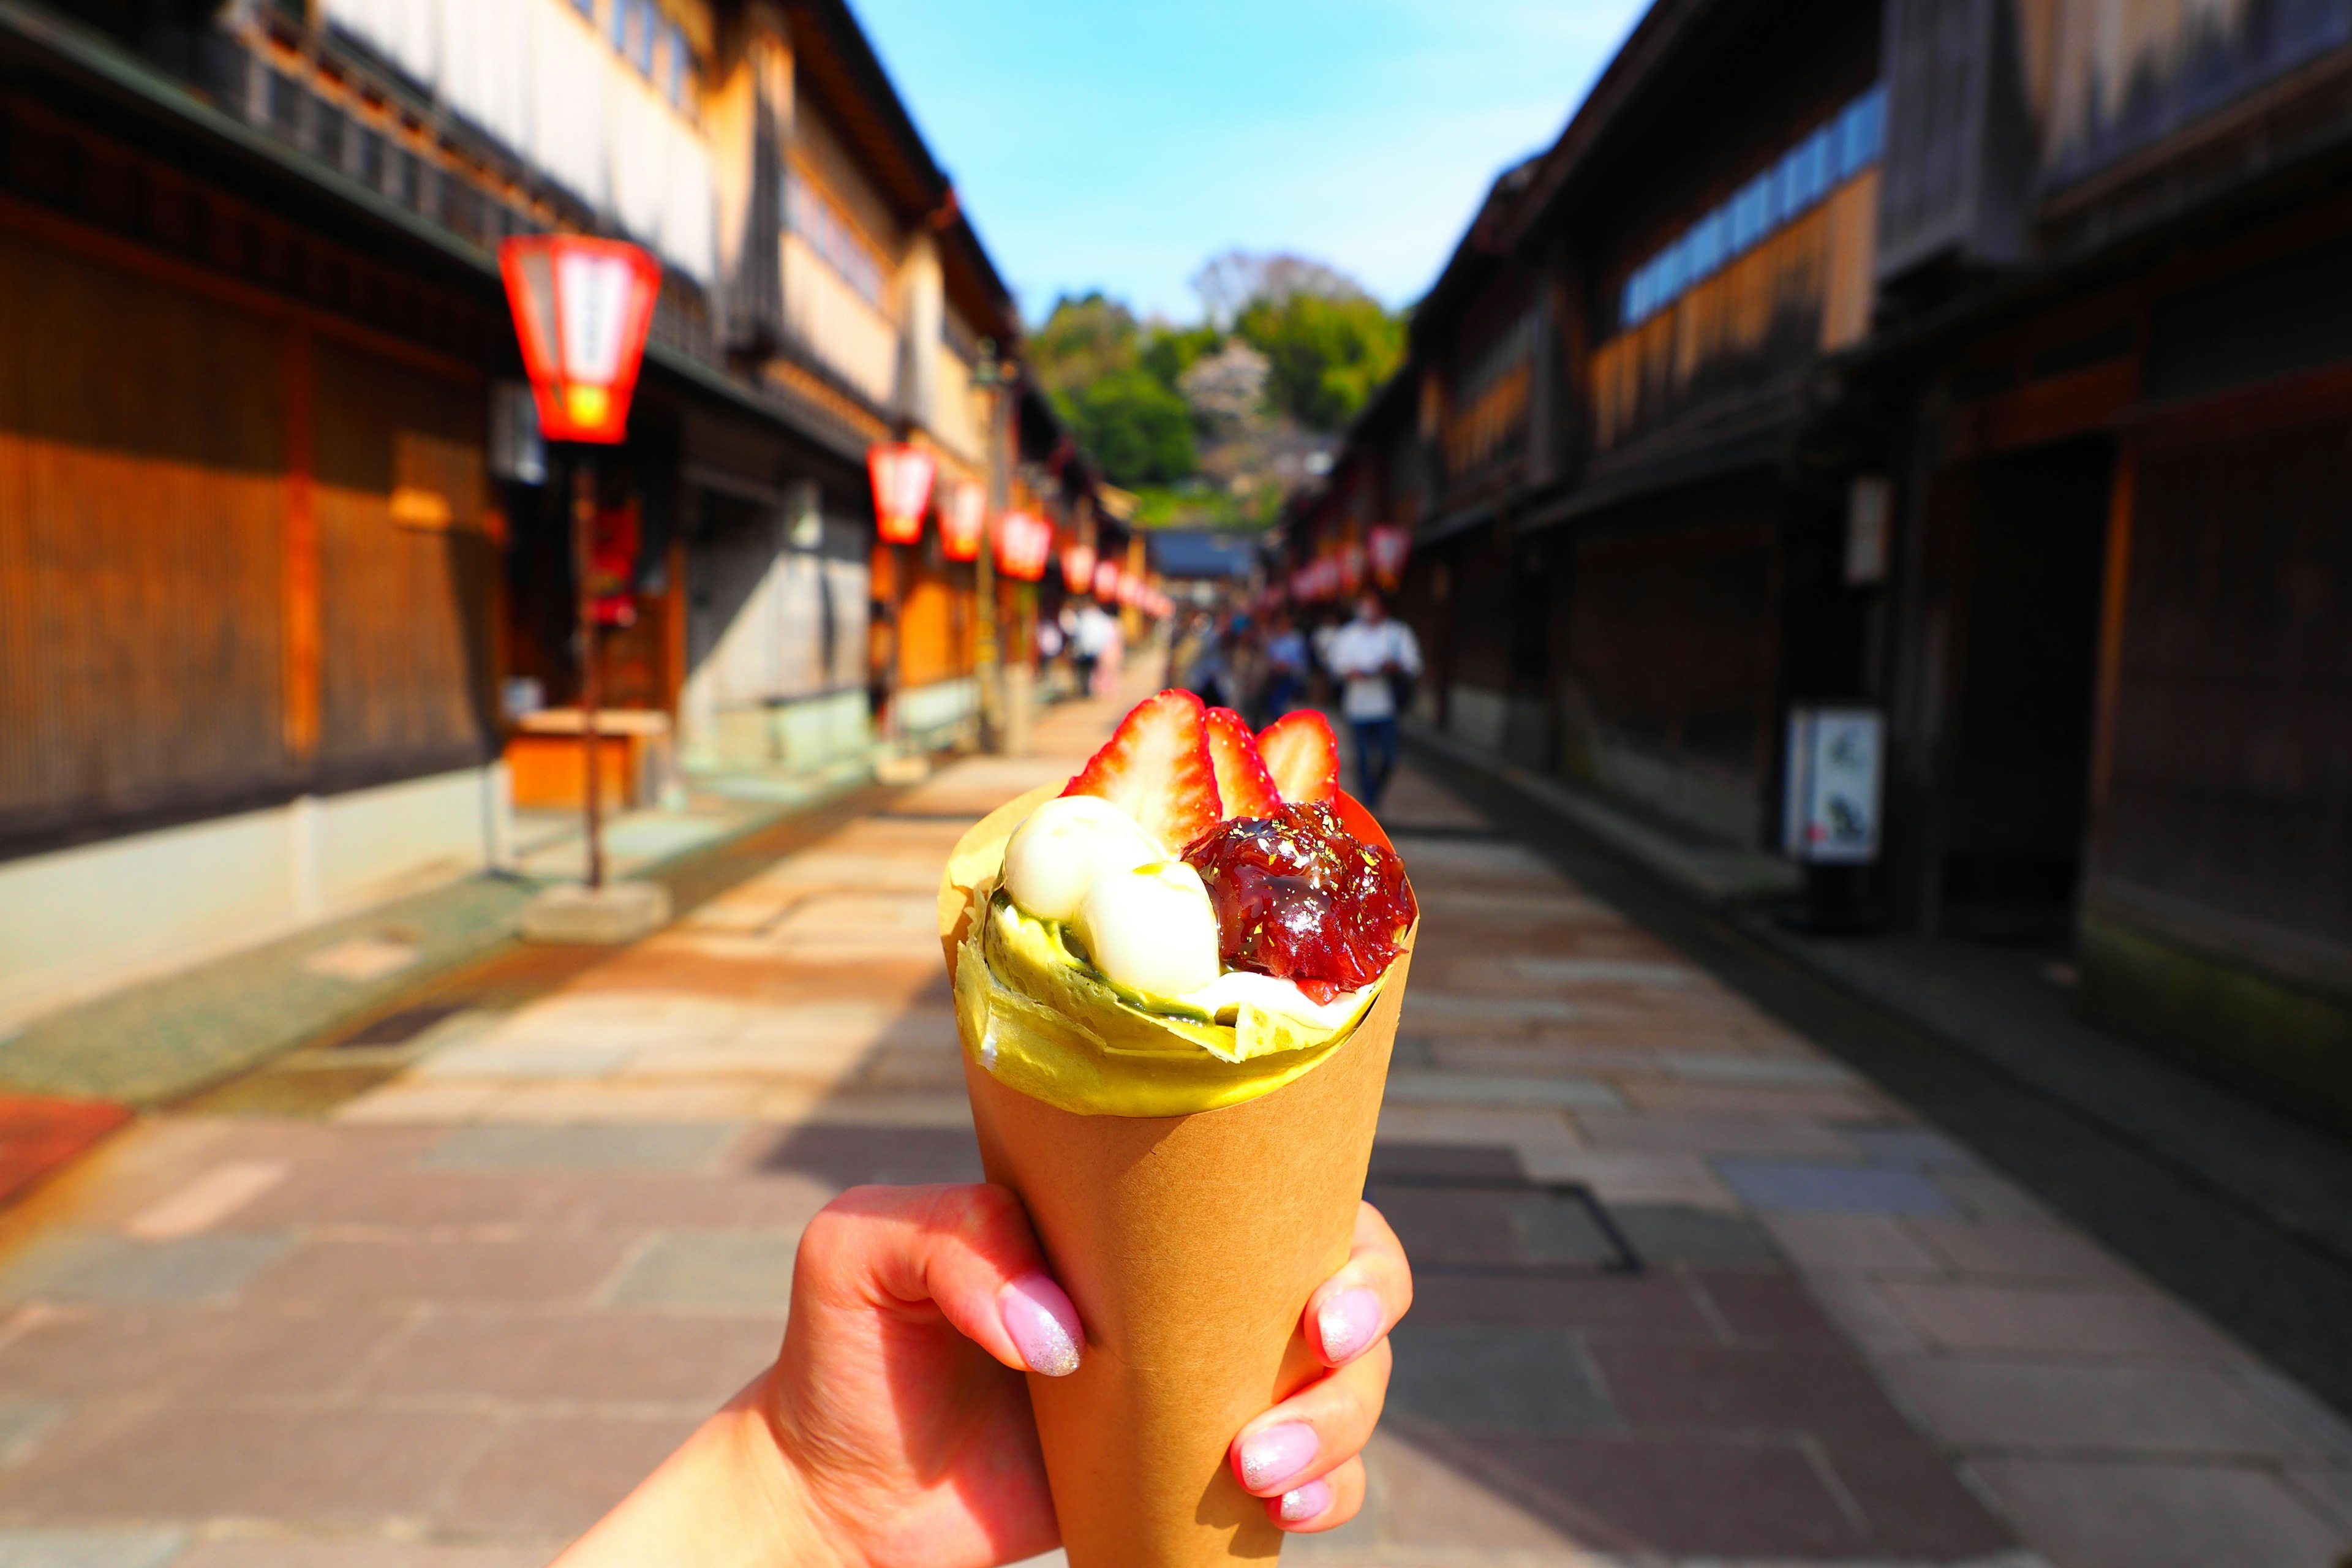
[608, 0, 628, 52]
[785, 165, 887, 309]
[662, 21, 687, 105]
[1617, 83, 1888, 331]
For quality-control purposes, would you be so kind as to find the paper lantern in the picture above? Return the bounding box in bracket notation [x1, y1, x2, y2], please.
[941, 479, 986, 562]
[498, 235, 662, 445]
[995, 510, 1053, 581]
[1061, 541, 1097, 589]
[868, 445, 937, 546]
[1368, 524, 1411, 582]
[1093, 559, 1121, 600]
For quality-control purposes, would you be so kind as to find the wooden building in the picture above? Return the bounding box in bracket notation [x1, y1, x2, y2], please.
[0, 0, 1063, 1023]
[1313, 0, 2352, 1121]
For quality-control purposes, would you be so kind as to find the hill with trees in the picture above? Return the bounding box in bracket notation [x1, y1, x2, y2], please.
[1028, 252, 1404, 529]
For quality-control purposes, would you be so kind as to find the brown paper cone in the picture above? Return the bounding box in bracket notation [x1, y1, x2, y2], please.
[956, 903, 1413, 1566]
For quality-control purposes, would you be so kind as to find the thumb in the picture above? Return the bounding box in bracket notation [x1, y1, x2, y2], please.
[799, 1183, 1084, 1378]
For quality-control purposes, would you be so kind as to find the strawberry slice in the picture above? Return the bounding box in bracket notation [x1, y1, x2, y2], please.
[1256, 710, 1340, 805]
[1204, 707, 1283, 819]
[1061, 688, 1223, 849]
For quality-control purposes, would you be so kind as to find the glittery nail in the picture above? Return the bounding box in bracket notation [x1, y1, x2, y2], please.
[1317, 1286, 1382, 1364]
[1238, 1422, 1318, 1491]
[1279, 1479, 1332, 1524]
[1000, 1273, 1082, 1377]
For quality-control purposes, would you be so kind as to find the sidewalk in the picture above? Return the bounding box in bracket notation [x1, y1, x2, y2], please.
[0, 695, 2343, 1564]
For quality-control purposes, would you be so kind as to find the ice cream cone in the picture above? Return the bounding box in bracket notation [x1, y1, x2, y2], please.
[940, 786, 1414, 1567]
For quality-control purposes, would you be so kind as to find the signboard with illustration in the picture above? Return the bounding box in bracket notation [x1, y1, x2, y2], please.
[1783, 707, 1882, 864]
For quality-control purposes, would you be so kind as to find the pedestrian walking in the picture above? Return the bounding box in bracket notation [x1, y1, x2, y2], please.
[1324, 592, 1421, 809]
[1258, 611, 1308, 724]
[1071, 600, 1116, 697]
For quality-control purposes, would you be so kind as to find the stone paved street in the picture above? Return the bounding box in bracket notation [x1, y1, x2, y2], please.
[0, 693, 2347, 1567]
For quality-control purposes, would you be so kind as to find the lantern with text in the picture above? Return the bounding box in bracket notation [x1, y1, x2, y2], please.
[995, 511, 1052, 582]
[868, 444, 937, 546]
[1061, 541, 1096, 590]
[1368, 524, 1411, 586]
[498, 236, 662, 445]
[1339, 541, 1368, 594]
[941, 478, 986, 562]
[1093, 559, 1121, 600]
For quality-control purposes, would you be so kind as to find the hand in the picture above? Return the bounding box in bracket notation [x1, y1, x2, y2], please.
[554, 1185, 1412, 1567]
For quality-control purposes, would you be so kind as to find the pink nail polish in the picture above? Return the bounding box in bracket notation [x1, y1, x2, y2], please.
[1000, 1273, 1081, 1376]
[1317, 1286, 1382, 1363]
[1279, 1479, 1332, 1524]
[1237, 1422, 1318, 1491]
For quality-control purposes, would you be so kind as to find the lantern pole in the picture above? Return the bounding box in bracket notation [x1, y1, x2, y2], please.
[571, 454, 604, 891]
[973, 341, 1006, 753]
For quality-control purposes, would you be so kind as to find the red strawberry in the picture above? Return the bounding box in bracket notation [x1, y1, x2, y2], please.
[1257, 710, 1340, 805]
[1204, 707, 1283, 820]
[1061, 689, 1223, 849]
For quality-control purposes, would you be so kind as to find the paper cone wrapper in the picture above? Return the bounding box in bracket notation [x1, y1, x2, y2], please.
[942, 788, 1412, 1567]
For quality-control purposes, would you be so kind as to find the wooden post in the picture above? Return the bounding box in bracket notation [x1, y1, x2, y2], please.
[572, 456, 605, 890]
[282, 325, 320, 762]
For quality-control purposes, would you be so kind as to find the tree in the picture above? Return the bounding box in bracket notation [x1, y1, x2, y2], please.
[1191, 251, 1364, 328]
[1060, 368, 1197, 486]
[1234, 290, 1404, 432]
[1028, 292, 1139, 395]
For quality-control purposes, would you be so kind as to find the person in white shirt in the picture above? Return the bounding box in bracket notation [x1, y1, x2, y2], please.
[1071, 601, 1117, 696]
[1324, 592, 1422, 807]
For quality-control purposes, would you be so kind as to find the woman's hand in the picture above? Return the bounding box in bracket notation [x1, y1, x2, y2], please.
[554, 1184, 1411, 1568]
[1227, 1200, 1412, 1531]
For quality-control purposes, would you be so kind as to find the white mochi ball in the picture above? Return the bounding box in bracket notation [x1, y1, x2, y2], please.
[1002, 794, 1166, 922]
[1075, 859, 1223, 998]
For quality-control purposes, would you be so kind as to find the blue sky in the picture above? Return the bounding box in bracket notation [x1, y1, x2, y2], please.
[849, 0, 1650, 325]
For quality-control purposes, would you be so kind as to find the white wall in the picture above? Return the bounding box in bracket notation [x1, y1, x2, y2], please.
[0, 765, 511, 1031]
[323, 0, 716, 282]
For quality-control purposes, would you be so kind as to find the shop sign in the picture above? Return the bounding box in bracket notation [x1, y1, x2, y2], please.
[1783, 707, 1883, 864]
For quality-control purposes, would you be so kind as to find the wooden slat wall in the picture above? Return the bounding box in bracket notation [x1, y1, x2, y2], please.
[312, 337, 496, 769]
[1590, 170, 1879, 453]
[0, 228, 291, 844]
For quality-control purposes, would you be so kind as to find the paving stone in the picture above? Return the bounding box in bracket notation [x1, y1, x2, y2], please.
[1403, 1428, 1864, 1558]
[603, 1232, 802, 1313]
[0, 1528, 184, 1568]
[439, 1411, 702, 1536]
[1845, 1125, 1974, 1169]
[1880, 1281, 2244, 1363]
[420, 1121, 743, 1171]
[1398, 992, 1580, 1026]
[1931, 1164, 2052, 1223]
[750, 1123, 984, 1186]
[1515, 1148, 1739, 1210]
[1374, 1109, 1585, 1169]
[361, 1309, 777, 1403]
[1346, 1430, 1577, 1552]
[1968, 1457, 2349, 1568]
[1685, 1270, 1854, 1348]
[1572, 1110, 1858, 1158]
[170, 1544, 549, 1568]
[413, 1044, 634, 1079]
[2283, 1464, 2352, 1534]
[0, 1406, 483, 1523]
[1883, 1358, 2325, 1458]
[1658, 1051, 1859, 1086]
[0, 1305, 399, 1400]
[1762, 1212, 1943, 1276]
[1907, 1217, 2136, 1284]
[1713, 1158, 1961, 1216]
[246, 1235, 637, 1305]
[1623, 1079, 1901, 1121]
[0, 1232, 288, 1305]
[1384, 1325, 1618, 1434]
[1804, 1276, 1934, 1356]
[0, 1398, 64, 1461]
[1608, 1205, 1784, 1268]
[1381, 1073, 1623, 1110]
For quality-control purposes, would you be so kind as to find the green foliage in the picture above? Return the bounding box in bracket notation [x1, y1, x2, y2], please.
[1233, 291, 1404, 432]
[1140, 325, 1223, 394]
[1030, 293, 1140, 394]
[1058, 368, 1197, 487]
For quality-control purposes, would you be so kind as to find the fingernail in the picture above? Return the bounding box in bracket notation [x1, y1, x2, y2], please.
[1279, 1479, 1332, 1524]
[1000, 1273, 1081, 1377]
[1238, 1422, 1318, 1491]
[1317, 1286, 1382, 1363]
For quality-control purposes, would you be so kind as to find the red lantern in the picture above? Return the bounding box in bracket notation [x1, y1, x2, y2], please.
[995, 511, 1052, 581]
[868, 445, 937, 546]
[499, 235, 663, 445]
[1339, 541, 1368, 594]
[1061, 541, 1096, 589]
[941, 479, 985, 562]
[1093, 559, 1121, 600]
[1368, 524, 1410, 583]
